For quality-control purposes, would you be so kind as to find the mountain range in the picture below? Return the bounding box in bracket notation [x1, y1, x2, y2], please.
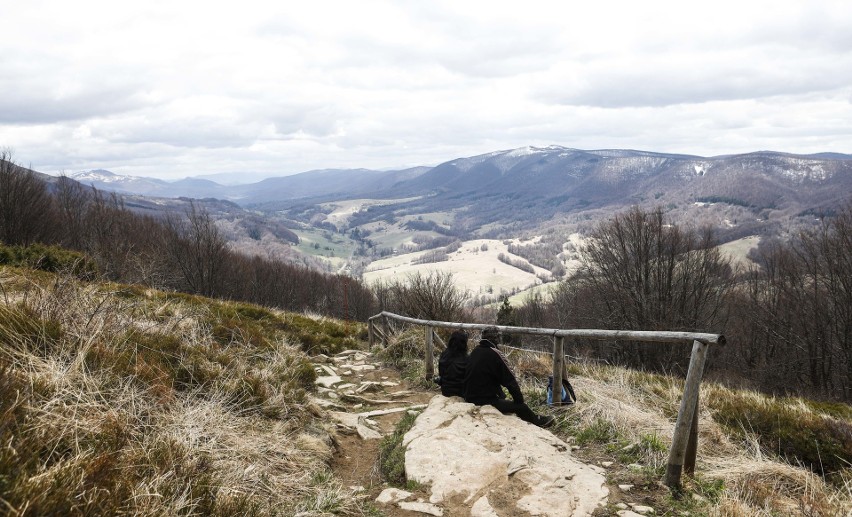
[71, 146, 852, 236]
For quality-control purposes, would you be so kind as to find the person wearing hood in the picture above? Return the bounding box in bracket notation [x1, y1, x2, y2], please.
[436, 330, 469, 397]
[463, 326, 555, 428]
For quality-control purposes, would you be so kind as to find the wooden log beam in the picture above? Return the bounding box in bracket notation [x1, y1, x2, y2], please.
[373, 311, 724, 346]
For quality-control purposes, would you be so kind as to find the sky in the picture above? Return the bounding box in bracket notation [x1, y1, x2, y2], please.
[2, 0, 852, 180]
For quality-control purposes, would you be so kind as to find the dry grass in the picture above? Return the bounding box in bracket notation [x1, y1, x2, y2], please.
[0, 267, 369, 516]
[485, 347, 852, 516]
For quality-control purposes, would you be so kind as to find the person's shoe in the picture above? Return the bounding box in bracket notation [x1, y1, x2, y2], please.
[536, 415, 555, 428]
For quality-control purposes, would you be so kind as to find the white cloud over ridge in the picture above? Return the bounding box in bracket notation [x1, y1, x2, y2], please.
[1, 0, 851, 179]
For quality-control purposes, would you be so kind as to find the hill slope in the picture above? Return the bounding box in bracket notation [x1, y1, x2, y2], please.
[2, 263, 849, 515]
[0, 265, 368, 516]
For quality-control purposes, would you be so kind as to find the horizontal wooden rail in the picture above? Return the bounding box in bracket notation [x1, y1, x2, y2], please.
[367, 310, 725, 490]
[368, 311, 725, 346]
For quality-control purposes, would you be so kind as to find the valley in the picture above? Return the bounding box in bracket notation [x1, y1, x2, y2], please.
[66, 145, 849, 301]
[2, 145, 850, 516]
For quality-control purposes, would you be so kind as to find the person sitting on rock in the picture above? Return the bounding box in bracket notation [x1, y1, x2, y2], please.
[437, 330, 469, 397]
[463, 326, 555, 428]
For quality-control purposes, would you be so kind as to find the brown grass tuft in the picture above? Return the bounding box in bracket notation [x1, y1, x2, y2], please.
[0, 267, 369, 516]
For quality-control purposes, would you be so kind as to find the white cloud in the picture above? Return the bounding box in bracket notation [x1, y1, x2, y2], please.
[1, 0, 851, 179]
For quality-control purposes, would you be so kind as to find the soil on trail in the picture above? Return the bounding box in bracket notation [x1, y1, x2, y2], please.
[311, 350, 434, 516]
[313, 351, 613, 517]
[330, 365, 431, 487]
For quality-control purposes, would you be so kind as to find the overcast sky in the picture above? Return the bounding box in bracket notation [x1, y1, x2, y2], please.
[2, 0, 852, 180]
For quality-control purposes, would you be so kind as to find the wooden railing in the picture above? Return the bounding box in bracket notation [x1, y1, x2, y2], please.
[367, 310, 726, 489]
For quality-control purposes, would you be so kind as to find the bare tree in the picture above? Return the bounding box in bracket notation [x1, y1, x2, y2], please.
[163, 201, 228, 297]
[578, 207, 731, 329]
[731, 202, 852, 400]
[375, 271, 468, 322]
[83, 190, 141, 280]
[558, 206, 733, 370]
[0, 150, 56, 246]
[54, 174, 92, 250]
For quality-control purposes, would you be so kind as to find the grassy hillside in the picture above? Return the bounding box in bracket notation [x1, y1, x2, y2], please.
[384, 329, 852, 516]
[0, 265, 368, 516]
[4, 260, 850, 516]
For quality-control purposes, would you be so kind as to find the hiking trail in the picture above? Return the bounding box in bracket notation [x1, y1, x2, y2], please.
[310, 350, 625, 516]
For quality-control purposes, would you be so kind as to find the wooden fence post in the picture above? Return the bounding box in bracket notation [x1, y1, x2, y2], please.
[684, 393, 700, 476]
[368, 319, 375, 349]
[425, 325, 435, 379]
[552, 336, 564, 405]
[665, 340, 709, 489]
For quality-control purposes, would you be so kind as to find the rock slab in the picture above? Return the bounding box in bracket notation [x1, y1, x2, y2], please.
[404, 396, 609, 517]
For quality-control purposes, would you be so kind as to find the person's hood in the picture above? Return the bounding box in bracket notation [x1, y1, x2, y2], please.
[479, 339, 498, 348]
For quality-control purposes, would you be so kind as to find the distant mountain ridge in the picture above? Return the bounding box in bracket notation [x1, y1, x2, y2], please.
[71, 170, 227, 198]
[72, 146, 852, 221]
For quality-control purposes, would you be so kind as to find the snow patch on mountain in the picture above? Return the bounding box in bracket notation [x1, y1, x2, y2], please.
[777, 158, 831, 182]
[72, 170, 160, 185]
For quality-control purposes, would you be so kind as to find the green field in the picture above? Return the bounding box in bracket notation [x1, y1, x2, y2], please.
[293, 227, 358, 268]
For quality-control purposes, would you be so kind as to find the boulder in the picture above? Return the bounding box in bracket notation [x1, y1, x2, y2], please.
[404, 396, 609, 517]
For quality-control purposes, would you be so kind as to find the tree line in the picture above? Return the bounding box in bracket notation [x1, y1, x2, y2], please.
[381, 204, 851, 402]
[5, 151, 849, 400]
[0, 152, 375, 320]
[508, 205, 852, 402]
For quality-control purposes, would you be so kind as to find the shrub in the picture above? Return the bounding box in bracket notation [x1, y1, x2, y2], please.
[709, 391, 852, 477]
[0, 243, 96, 278]
[374, 270, 469, 322]
[279, 313, 360, 355]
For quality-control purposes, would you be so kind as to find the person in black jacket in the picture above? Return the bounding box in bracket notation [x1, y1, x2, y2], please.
[436, 330, 469, 397]
[464, 327, 554, 428]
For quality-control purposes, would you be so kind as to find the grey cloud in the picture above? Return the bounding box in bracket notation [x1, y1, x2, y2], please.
[536, 56, 852, 108]
[0, 86, 150, 124]
[743, 7, 852, 54]
[337, 29, 561, 79]
[92, 115, 262, 149]
[0, 56, 152, 124]
[267, 104, 349, 139]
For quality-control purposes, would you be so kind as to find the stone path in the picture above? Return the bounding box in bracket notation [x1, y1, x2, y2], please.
[310, 350, 435, 515]
[311, 350, 655, 516]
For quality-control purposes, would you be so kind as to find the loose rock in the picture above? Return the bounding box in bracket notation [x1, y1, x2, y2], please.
[616, 511, 645, 517]
[398, 501, 444, 516]
[318, 364, 338, 376]
[348, 364, 377, 372]
[630, 504, 655, 514]
[356, 381, 384, 394]
[315, 375, 342, 388]
[375, 487, 412, 504]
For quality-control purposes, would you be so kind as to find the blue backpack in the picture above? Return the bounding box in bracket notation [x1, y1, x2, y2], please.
[546, 375, 577, 405]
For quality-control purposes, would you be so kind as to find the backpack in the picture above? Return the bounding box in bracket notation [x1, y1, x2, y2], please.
[546, 375, 577, 405]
